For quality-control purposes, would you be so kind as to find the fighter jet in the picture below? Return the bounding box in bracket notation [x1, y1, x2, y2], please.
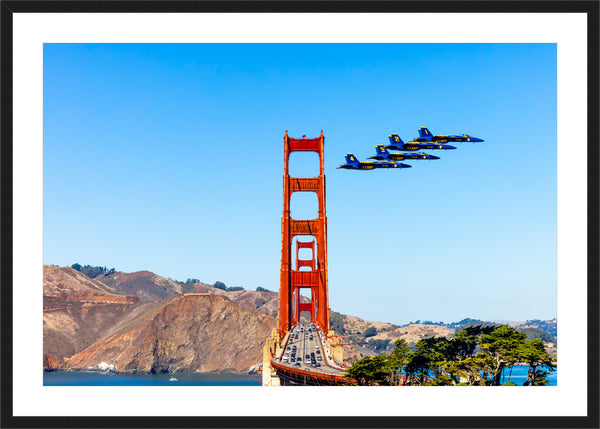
[385, 133, 456, 151]
[414, 126, 484, 143]
[369, 145, 440, 161]
[337, 153, 411, 170]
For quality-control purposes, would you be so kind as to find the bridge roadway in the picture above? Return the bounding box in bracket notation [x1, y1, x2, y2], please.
[273, 323, 348, 380]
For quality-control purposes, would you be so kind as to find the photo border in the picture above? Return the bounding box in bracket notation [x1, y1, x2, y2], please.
[1, 1, 598, 428]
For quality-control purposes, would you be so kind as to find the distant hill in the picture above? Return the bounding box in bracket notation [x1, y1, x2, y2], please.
[44, 264, 557, 371]
[328, 311, 557, 363]
[97, 270, 188, 302]
[328, 310, 456, 363]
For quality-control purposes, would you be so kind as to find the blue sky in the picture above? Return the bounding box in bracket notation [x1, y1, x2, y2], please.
[43, 43, 557, 325]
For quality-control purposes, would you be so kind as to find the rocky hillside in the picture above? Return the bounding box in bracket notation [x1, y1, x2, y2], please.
[43, 266, 142, 368]
[66, 293, 276, 373]
[98, 270, 188, 302]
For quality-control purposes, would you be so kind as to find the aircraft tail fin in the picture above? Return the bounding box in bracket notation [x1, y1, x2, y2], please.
[418, 127, 433, 139]
[345, 153, 359, 165]
[388, 133, 404, 146]
[375, 144, 389, 159]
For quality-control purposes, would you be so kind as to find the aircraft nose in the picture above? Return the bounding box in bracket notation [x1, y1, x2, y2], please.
[430, 155, 440, 160]
[471, 137, 484, 142]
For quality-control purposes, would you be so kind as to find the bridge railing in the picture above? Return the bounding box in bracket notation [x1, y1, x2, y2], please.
[270, 359, 354, 385]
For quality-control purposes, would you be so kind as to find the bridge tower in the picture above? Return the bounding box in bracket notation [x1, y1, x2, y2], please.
[278, 131, 329, 338]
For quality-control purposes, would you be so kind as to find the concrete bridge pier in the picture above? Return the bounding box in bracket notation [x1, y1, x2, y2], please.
[262, 329, 281, 386]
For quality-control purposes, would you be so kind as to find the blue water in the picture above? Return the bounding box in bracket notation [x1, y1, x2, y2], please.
[400, 365, 557, 386]
[44, 365, 556, 386]
[43, 371, 262, 386]
[497, 365, 557, 386]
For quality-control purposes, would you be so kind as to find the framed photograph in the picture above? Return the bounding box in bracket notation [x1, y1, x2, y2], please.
[1, 1, 598, 428]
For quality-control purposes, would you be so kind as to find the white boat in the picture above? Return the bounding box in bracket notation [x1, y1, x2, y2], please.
[169, 376, 178, 382]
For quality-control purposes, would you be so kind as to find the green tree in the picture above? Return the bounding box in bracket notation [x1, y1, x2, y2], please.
[427, 373, 454, 386]
[71, 263, 82, 271]
[346, 356, 389, 386]
[386, 339, 411, 385]
[405, 337, 454, 383]
[480, 325, 527, 386]
[213, 281, 227, 291]
[453, 325, 495, 359]
[519, 338, 556, 386]
[77, 265, 110, 278]
[444, 353, 496, 386]
[404, 338, 450, 385]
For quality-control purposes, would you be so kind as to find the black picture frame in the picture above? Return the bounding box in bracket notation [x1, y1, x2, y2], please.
[1, 1, 598, 428]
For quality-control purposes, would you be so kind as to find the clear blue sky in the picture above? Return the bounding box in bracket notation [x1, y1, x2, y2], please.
[43, 43, 557, 325]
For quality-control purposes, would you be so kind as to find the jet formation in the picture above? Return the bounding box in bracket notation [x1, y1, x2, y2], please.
[338, 126, 484, 170]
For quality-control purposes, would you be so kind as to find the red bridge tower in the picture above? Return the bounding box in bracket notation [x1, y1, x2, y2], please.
[278, 131, 329, 337]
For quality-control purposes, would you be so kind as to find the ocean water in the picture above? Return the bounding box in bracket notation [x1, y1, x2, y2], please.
[43, 371, 262, 386]
[496, 365, 557, 386]
[44, 365, 556, 386]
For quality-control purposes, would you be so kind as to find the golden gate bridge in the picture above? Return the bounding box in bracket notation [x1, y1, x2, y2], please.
[262, 131, 352, 386]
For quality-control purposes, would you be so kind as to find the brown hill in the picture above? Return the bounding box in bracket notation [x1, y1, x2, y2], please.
[44, 265, 123, 302]
[329, 312, 455, 365]
[225, 289, 280, 318]
[97, 269, 283, 317]
[193, 282, 226, 294]
[98, 270, 186, 302]
[43, 266, 141, 369]
[66, 293, 276, 373]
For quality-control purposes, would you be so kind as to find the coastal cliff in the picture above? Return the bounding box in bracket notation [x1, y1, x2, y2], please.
[43, 266, 141, 369]
[66, 293, 276, 373]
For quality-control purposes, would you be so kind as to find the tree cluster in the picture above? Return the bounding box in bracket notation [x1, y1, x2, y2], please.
[212, 281, 245, 292]
[71, 263, 116, 278]
[345, 325, 556, 386]
[363, 326, 377, 338]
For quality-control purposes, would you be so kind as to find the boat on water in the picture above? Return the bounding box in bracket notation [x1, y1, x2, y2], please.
[169, 377, 178, 382]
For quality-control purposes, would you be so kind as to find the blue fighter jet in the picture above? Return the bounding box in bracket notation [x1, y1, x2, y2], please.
[369, 145, 440, 161]
[385, 133, 456, 151]
[337, 153, 411, 170]
[415, 126, 484, 143]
